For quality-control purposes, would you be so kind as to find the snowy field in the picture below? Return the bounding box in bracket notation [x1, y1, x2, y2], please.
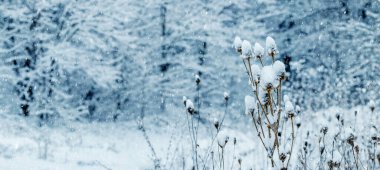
[0, 105, 377, 169]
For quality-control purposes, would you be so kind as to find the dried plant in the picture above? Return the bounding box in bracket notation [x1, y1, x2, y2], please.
[234, 36, 297, 169]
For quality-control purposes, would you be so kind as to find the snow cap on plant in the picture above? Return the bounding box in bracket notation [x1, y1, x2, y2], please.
[254, 42, 264, 60]
[185, 99, 195, 114]
[296, 116, 301, 128]
[260, 65, 278, 89]
[241, 40, 253, 59]
[224, 91, 229, 101]
[195, 74, 200, 85]
[266, 36, 278, 57]
[213, 118, 220, 130]
[217, 130, 229, 147]
[183, 96, 187, 106]
[295, 105, 301, 115]
[285, 100, 294, 116]
[250, 64, 262, 83]
[258, 87, 269, 104]
[273, 60, 285, 79]
[245, 95, 256, 115]
[283, 95, 290, 102]
[369, 99, 375, 112]
[234, 36, 242, 54]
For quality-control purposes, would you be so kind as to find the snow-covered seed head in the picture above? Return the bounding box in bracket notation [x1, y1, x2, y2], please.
[234, 36, 242, 54]
[241, 40, 253, 59]
[183, 96, 187, 106]
[254, 42, 264, 60]
[258, 88, 269, 104]
[245, 95, 256, 115]
[214, 118, 220, 130]
[279, 153, 286, 162]
[224, 91, 229, 101]
[341, 127, 355, 145]
[321, 127, 328, 135]
[296, 116, 301, 128]
[295, 105, 301, 115]
[185, 99, 195, 115]
[369, 100, 375, 112]
[285, 100, 294, 117]
[283, 95, 290, 103]
[217, 130, 229, 147]
[273, 60, 286, 80]
[251, 64, 262, 83]
[266, 36, 278, 57]
[195, 74, 200, 85]
[260, 65, 277, 90]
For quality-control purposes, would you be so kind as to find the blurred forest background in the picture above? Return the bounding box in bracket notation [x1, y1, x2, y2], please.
[1, 0, 379, 122]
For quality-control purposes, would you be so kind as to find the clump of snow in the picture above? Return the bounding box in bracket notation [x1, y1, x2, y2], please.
[272, 60, 285, 77]
[217, 130, 229, 146]
[295, 105, 301, 115]
[250, 64, 262, 82]
[183, 96, 187, 106]
[369, 100, 375, 111]
[234, 36, 242, 52]
[224, 91, 229, 100]
[266, 36, 278, 56]
[245, 95, 256, 115]
[195, 74, 200, 84]
[283, 95, 290, 102]
[258, 88, 268, 104]
[241, 40, 253, 59]
[285, 100, 294, 114]
[254, 42, 264, 59]
[185, 99, 194, 113]
[260, 65, 277, 89]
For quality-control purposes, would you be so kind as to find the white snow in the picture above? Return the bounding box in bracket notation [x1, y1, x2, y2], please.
[217, 130, 229, 146]
[253, 42, 264, 59]
[369, 100, 375, 109]
[283, 95, 290, 102]
[265, 36, 278, 56]
[185, 99, 194, 110]
[224, 91, 229, 99]
[244, 95, 256, 115]
[285, 100, 294, 114]
[234, 36, 242, 52]
[260, 65, 277, 88]
[272, 60, 285, 77]
[241, 40, 253, 59]
[250, 64, 262, 82]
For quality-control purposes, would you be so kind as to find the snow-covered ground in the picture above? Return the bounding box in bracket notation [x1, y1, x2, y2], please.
[0, 105, 377, 169]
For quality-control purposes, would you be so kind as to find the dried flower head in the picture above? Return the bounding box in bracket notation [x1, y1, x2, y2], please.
[321, 126, 328, 135]
[254, 42, 264, 60]
[182, 96, 187, 106]
[241, 40, 253, 59]
[273, 60, 286, 80]
[195, 74, 201, 85]
[234, 36, 242, 54]
[185, 99, 195, 115]
[266, 36, 278, 57]
[260, 65, 277, 90]
[285, 100, 294, 117]
[224, 91, 229, 101]
[369, 100, 375, 112]
[213, 118, 220, 130]
[245, 95, 256, 115]
[280, 153, 287, 162]
[251, 64, 262, 83]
